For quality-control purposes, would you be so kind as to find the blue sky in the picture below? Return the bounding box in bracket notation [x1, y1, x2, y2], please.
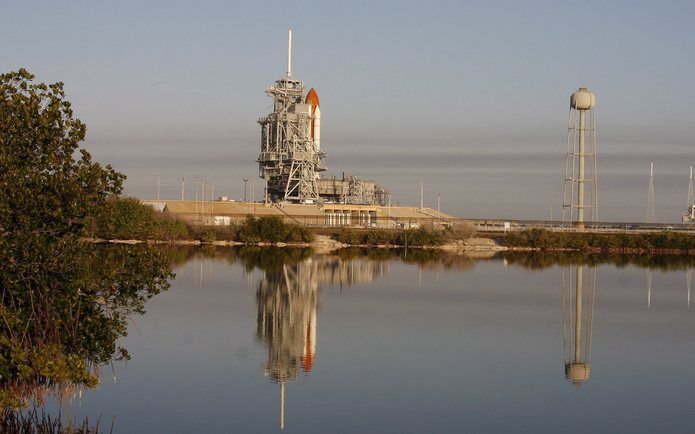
[3, 0, 695, 220]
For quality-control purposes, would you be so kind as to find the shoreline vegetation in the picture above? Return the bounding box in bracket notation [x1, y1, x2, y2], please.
[90, 198, 695, 256]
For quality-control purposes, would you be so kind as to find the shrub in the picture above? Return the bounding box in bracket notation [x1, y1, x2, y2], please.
[236, 215, 313, 244]
[397, 228, 444, 246]
[443, 221, 476, 242]
[334, 228, 362, 245]
[363, 230, 394, 246]
[92, 197, 191, 240]
[504, 229, 695, 252]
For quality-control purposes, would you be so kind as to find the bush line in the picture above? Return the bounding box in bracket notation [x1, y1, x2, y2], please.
[504, 228, 695, 253]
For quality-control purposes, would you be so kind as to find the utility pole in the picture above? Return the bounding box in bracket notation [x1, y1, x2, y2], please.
[242, 178, 248, 202]
[181, 176, 185, 201]
[419, 181, 424, 210]
[195, 177, 199, 217]
[201, 178, 205, 220]
[688, 165, 694, 209]
[437, 193, 441, 220]
[157, 173, 160, 200]
[250, 179, 255, 215]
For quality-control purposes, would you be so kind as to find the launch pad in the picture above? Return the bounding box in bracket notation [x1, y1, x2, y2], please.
[257, 30, 389, 206]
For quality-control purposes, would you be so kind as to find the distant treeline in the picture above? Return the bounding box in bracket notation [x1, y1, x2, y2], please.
[89, 197, 314, 243]
[504, 228, 695, 254]
[329, 222, 476, 247]
[89, 197, 477, 246]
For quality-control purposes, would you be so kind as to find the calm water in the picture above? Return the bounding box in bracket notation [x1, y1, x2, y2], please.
[39, 248, 695, 432]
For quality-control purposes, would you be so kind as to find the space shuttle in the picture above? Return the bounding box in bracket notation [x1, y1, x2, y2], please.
[305, 87, 321, 151]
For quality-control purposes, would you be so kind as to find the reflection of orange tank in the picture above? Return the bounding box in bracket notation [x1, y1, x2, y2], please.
[305, 88, 320, 141]
[301, 308, 317, 372]
[302, 321, 314, 372]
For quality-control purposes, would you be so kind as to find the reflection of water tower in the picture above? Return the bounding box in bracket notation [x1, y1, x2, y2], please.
[562, 87, 598, 231]
[562, 265, 597, 386]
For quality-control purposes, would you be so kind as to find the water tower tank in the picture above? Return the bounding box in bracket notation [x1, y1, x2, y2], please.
[565, 362, 590, 385]
[570, 87, 595, 110]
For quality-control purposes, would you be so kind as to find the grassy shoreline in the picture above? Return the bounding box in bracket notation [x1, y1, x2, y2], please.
[89, 198, 695, 255]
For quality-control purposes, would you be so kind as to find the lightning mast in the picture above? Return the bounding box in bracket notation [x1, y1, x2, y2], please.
[647, 162, 656, 224]
[688, 166, 694, 208]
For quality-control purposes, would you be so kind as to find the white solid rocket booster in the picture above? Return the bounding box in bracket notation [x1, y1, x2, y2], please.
[313, 105, 321, 150]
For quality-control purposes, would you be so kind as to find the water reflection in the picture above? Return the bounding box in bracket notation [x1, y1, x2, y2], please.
[5, 245, 695, 431]
[647, 269, 654, 309]
[253, 252, 388, 430]
[643, 267, 695, 310]
[562, 265, 596, 386]
[0, 242, 173, 430]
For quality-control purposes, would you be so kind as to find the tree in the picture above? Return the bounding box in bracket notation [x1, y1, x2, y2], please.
[0, 241, 173, 410]
[0, 69, 124, 241]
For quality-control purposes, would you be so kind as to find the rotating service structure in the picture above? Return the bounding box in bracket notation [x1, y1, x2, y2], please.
[257, 30, 389, 205]
[257, 30, 326, 203]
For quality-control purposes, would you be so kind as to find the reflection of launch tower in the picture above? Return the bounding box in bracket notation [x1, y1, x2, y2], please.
[562, 265, 596, 386]
[256, 258, 320, 430]
[255, 253, 388, 429]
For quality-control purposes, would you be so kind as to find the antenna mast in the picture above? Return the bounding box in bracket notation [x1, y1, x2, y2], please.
[688, 165, 694, 208]
[286, 29, 292, 79]
[647, 162, 656, 223]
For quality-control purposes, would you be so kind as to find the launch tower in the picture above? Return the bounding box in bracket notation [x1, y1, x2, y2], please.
[257, 30, 389, 205]
[257, 30, 325, 203]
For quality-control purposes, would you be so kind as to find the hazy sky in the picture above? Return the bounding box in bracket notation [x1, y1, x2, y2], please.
[3, 0, 695, 220]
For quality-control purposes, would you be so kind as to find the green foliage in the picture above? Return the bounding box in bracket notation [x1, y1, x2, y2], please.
[237, 215, 313, 244]
[0, 70, 174, 419]
[397, 228, 444, 246]
[91, 197, 190, 241]
[199, 228, 218, 243]
[504, 229, 695, 252]
[335, 228, 362, 245]
[363, 230, 393, 246]
[0, 69, 124, 240]
[0, 241, 173, 409]
[331, 227, 446, 247]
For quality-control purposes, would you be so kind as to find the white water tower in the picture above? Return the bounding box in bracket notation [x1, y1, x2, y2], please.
[562, 87, 598, 230]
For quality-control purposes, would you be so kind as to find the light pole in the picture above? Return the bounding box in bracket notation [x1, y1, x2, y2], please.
[242, 178, 249, 202]
[195, 177, 199, 217]
[437, 193, 441, 225]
